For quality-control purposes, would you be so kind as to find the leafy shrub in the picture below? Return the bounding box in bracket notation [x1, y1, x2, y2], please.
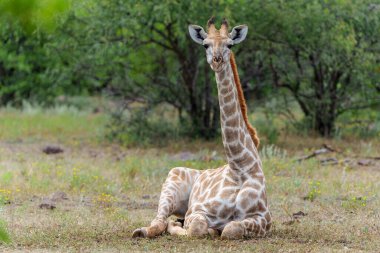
[256, 118, 280, 145]
[54, 96, 103, 112]
[335, 109, 380, 139]
[107, 107, 182, 147]
[252, 112, 280, 145]
[305, 181, 321, 202]
[341, 196, 368, 210]
[291, 116, 315, 136]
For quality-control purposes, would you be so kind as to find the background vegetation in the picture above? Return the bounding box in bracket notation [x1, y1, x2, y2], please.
[1, 0, 379, 141]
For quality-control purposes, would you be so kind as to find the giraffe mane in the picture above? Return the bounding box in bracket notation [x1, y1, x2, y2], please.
[229, 52, 260, 148]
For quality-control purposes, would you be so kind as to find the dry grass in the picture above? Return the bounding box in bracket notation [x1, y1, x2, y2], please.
[0, 109, 379, 252]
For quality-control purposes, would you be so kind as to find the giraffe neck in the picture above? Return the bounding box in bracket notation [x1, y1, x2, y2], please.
[215, 54, 261, 173]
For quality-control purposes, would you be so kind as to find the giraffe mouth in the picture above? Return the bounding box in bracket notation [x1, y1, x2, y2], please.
[211, 62, 225, 72]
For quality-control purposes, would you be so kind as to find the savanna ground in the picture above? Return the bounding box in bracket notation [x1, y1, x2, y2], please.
[0, 106, 379, 253]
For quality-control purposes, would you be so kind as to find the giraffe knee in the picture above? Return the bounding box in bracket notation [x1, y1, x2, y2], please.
[168, 167, 183, 176]
[187, 218, 209, 237]
[221, 221, 245, 240]
[166, 167, 183, 181]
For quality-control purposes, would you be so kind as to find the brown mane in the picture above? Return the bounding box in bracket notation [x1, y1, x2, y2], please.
[229, 52, 260, 148]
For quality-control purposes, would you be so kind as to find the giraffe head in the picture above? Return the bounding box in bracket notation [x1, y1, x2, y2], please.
[189, 17, 248, 72]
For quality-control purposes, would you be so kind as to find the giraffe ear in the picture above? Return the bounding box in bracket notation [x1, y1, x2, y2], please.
[230, 25, 248, 45]
[188, 25, 207, 45]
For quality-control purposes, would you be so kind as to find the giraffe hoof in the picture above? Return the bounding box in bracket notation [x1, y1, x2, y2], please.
[221, 221, 245, 240]
[132, 228, 147, 238]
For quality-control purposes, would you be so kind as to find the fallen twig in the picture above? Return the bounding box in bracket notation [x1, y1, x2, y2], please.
[296, 144, 379, 165]
[42, 146, 64, 155]
[296, 148, 331, 162]
[320, 157, 338, 166]
[321, 143, 341, 153]
[283, 211, 308, 225]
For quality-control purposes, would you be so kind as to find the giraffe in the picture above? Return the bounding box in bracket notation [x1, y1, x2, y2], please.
[132, 17, 271, 240]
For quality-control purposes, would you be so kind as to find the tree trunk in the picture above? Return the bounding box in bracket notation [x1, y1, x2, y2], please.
[314, 111, 335, 137]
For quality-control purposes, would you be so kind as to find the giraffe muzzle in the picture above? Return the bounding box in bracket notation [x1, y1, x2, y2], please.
[213, 56, 223, 63]
[211, 63, 223, 72]
[211, 55, 225, 72]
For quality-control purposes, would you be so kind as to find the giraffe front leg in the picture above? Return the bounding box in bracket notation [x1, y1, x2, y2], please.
[221, 213, 271, 240]
[132, 167, 201, 238]
[220, 221, 245, 240]
[185, 214, 210, 238]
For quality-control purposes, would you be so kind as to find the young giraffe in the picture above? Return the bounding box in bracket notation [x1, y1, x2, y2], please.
[132, 17, 271, 240]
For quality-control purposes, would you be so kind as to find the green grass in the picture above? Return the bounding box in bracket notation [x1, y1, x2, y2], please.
[0, 108, 379, 252]
[0, 106, 106, 143]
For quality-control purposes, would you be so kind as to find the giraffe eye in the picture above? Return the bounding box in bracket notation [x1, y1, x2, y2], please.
[203, 44, 209, 49]
[227, 44, 233, 49]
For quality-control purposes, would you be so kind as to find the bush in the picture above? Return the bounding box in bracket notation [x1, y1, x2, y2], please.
[254, 116, 280, 145]
[251, 100, 282, 145]
[106, 107, 182, 147]
[291, 116, 315, 136]
[335, 109, 380, 139]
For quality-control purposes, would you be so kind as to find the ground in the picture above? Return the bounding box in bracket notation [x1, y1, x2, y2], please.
[0, 108, 379, 252]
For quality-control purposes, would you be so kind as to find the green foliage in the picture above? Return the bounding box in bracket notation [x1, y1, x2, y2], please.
[0, 0, 379, 139]
[0, 0, 70, 32]
[341, 196, 368, 210]
[1, 172, 13, 185]
[254, 116, 280, 145]
[336, 109, 380, 139]
[305, 180, 322, 202]
[0, 189, 11, 204]
[106, 108, 182, 147]
[0, 220, 10, 244]
[245, 0, 380, 136]
[0, 22, 78, 105]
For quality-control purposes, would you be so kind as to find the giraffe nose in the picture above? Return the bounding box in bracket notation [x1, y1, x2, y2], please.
[213, 56, 222, 63]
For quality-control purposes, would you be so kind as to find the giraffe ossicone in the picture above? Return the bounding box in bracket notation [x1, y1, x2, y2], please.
[132, 17, 271, 240]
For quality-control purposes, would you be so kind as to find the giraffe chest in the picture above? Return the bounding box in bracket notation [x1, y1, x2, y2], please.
[186, 166, 265, 229]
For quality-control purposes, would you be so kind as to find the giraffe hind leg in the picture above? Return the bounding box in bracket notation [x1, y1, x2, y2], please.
[132, 167, 201, 238]
[167, 221, 187, 236]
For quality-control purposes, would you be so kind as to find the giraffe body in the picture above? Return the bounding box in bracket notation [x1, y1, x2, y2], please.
[132, 18, 271, 240]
